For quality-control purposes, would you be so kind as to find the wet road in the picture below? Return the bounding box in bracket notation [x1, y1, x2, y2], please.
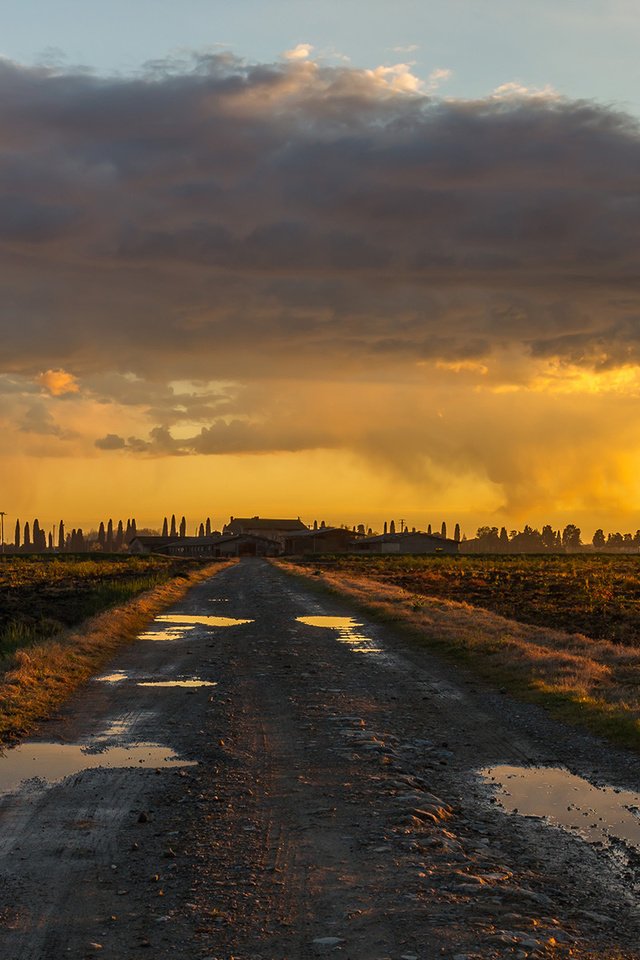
[1, 559, 640, 959]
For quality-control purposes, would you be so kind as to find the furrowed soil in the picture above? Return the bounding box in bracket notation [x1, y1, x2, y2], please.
[299, 555, 640, 646]
[1, 559, 640, 959]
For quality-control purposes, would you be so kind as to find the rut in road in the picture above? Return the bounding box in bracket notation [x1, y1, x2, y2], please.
[0, 558, 639, 960]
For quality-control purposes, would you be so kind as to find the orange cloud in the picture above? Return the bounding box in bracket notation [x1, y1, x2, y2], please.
[37, 369, 79, 397]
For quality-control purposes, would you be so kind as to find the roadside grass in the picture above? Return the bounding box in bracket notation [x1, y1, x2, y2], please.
[276, 560, 640, 752]
[0, 559, 235, 743]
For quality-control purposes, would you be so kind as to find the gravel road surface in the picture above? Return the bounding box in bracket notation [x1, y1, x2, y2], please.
[1, 558, 640, 960]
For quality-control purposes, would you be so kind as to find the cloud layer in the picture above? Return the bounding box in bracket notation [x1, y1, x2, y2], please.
[1, 52, 640, 524]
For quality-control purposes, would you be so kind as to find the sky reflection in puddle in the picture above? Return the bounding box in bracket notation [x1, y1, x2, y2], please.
[482, 765, 640, 851]
[297, 615, 386, 656]
[139, 613, 253, 641]
[0, 741, 196, 797]
[137, 680, 217, 688]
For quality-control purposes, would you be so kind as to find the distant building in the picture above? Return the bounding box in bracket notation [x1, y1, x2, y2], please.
[163, 534, 279, 558]
[352, 531, 459, 555]
[223, 516, 308, 547]
[128, 536, 173, 554]
[284, 526, 355, 555]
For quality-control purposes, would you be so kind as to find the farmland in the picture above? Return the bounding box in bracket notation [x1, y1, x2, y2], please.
[280, 554, 640, 749]
[0, 554, 233, 742]
[0, 554, 222, 659]
[291, 554, 640, 646]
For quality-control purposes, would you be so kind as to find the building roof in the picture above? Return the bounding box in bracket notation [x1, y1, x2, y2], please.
[358, 531, 455, 545]
[165, 533, 279, 547]
[285, 527, 352, 540]
[225, 516, 308, 532]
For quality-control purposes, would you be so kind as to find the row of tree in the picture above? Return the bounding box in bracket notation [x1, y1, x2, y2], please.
[12, 518, 139, 553]
[470, 524, 640, 553]
[161, 515, 216, 539]
[8, 515, 222, 553]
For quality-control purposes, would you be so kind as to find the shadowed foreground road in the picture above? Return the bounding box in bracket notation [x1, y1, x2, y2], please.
[1, 559, 639, 959]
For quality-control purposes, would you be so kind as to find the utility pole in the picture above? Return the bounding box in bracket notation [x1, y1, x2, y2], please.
[399, 518, 405, 533]
[0, 511, 5, 554]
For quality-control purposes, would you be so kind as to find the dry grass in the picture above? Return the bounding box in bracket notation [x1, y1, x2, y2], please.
[277, 561, 640, 750]
[0, 561, 235, 744]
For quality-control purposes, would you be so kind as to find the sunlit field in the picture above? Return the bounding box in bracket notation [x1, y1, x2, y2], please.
[0, 555, 216, 658]
[280, 555, 640, 749]
[293, 554, 640, 646]
[0, 554, 233, 742]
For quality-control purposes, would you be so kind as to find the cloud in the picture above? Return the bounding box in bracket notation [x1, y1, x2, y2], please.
[37, 369, 80, 396]
[95, 432, 126, 450]
[20, 403, 65, 436]
[282, 43, 314, 61]
[1, 52, 640, 520]
[427, 67, 452, 91]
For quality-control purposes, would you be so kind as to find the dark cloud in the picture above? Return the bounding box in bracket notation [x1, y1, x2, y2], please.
[95, 433, 126, 449]
[0, 54, 639, 384]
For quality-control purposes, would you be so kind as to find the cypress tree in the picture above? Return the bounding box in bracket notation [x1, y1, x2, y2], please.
[58, 520, 65, 552]
[383, 521, 388, 535]
[115, 520, 124, 550]
[130, 519, 137, 540]
[180, 516, 186, 538]
[454, 523, 461, 542]
[125, 518, 131, 541]
[23, 521, 31, 551]
[389, 520, 396, 534]
[48, 531, 53, 550]
[170, 514, 177, 538]
[441, 521, 447, 539]
[14, 519, 20, 550]
[98, 522, 106, 548]
[162, 516, 168, 537]
[106, 519, 114, 551]
[427, 523, 432, 535]
[205, 517, 211, 536]
[198, 523, 205, 538]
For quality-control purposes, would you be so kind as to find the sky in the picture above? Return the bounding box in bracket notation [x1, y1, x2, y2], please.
[1, 1, 640, 538]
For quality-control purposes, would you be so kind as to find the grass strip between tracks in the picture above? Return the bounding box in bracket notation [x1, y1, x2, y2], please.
[276, 560, 640, 752]
[0, 561, 235, 744]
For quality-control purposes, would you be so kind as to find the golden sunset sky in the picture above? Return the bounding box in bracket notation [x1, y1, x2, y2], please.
[2, 4, 640, 537]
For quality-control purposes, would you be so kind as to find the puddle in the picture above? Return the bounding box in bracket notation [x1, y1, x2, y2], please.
[296, 616, 387, 656]
[157, 614, 253, 627]
[95, 670, 129, 683]
[0, 741, 196, 798]
[137, 680, 217, 688]
[482, 765, 640, 852]
[138, 624, 197, 641]
[140, 613, 254, 641]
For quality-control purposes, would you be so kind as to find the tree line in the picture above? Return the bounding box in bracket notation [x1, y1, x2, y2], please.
[470, 524, 640, 553]
[7, 514, 219, 553]
[11, 518, 139, 553]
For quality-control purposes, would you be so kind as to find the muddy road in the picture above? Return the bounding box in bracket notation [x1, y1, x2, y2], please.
[1, 559, 640, 959]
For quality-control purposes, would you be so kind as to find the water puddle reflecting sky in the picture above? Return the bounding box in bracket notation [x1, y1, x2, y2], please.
[139, 613, 253, 641]
[296, 616, 386, 656]
[137, 680, 216, 688]
[482, 765, 640, 852]
[0, 741, 196, 798]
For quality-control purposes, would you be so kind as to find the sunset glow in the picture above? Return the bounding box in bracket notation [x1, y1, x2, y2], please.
[1, 3, 640, 538]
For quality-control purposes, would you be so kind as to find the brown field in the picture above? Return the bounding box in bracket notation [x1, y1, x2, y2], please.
[0, 554, 217, 657]
[0, 555, 233, 742]
[278, 555, 640, 750]
[290, 554, 640, 645]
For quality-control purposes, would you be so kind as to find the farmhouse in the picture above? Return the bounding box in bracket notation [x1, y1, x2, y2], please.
[223, 516, 308, 547]
[128, 535, 173, 554]
[353, 531, 459, 555]
[163, 534, 279, 558]
[284, 526, 355, 555]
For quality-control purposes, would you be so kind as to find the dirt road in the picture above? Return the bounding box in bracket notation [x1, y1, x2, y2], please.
[1, 559, 640, 959]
